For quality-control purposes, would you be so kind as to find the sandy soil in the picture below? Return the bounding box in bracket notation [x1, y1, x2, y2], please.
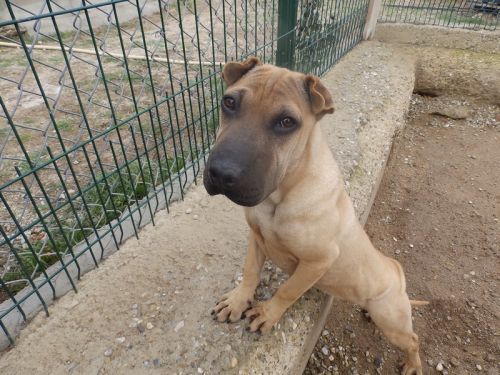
[305, 94, 499, 375]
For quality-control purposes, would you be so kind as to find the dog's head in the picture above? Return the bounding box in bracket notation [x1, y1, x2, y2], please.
[203, 57, 334, 206]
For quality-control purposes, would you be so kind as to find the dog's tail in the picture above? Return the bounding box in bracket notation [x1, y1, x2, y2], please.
[410, 300, 430, 307]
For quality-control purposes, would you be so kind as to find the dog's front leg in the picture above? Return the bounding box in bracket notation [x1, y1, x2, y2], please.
[212, 231, 265, 323]
[245, 253, 335, 334]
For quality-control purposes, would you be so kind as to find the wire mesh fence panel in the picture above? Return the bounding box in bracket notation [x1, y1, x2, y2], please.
[0, 0, 369, 346]
[379, 0, 499, 30]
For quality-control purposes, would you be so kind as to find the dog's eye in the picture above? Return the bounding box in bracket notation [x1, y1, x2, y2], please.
[223, 96, 236, 110]
[277, 117, 295, 129]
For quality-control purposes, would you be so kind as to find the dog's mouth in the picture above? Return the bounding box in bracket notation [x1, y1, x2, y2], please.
[203, 172, 263, 207]
[223, 189, 263, 207]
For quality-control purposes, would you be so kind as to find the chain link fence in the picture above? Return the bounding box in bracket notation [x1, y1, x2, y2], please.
[0, 0, 370, 347]
[379, 0, 499, 30]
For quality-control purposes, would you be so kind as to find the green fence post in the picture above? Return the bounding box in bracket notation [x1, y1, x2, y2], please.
[276, 0, 299, 69]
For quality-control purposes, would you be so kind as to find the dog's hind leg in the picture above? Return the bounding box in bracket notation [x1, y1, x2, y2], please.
[212, 231, 265, 323]
[366, 289, 423, 375]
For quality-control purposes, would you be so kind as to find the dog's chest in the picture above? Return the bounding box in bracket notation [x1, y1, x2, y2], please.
[245, 205, 303, 270]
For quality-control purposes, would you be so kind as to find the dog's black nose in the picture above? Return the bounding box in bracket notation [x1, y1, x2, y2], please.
[208, 161, 241, 190]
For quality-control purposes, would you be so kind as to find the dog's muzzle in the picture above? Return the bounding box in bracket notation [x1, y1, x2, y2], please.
[203, 154, 264, 207]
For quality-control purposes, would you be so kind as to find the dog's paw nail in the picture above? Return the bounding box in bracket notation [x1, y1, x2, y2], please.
[245, 326, 250, 331]
[240, 313, 245, 320]
[210, 310, 215, 315]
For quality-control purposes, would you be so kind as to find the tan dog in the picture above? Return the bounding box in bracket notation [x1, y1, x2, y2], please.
[204, 57, 426, 375]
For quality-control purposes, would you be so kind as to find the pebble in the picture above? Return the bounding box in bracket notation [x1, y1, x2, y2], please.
[321, 346, 330, 356]
[116, 336, 126, 344]
[197, 368, 203, 374]
[174, 320, 185, 332]
[231, 357, 238, 368]
[476, 364, 482, 371]
[436, 362, 444, 371]
[136, 322, 146, 333]
[193, 214, 199, 220]
[395, 249, 401, 254]
[185, 208, 192, 214]
[450, 358, 460, 367]
[153, 358, 161, 368]
[104, 348, 113, 357]
[146, 322, 154, 330]
[374, 356, 383, 368]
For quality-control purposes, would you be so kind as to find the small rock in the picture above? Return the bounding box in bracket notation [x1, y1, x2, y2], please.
[153, 358, 161, 368]
[146, 322, 154, 330]
[322, 330, 329, 336]
[197, 368, 203, 374]
[450, 358, 460, 367]
[174, 320, 184, 332]
[136, 322, 146, 333]
[321, 346, 330, 356]
[231, 357, 238, 368]
[436, 362, 444, 372]
[485, 353, 495, 362]
[185, 208, 192, 214]
[395, 249, 401, 255]
[193, 214, 199, 220]
[292, 322, 297, 330]
[374, 356, 383, 368]
[104, 348, 113, 357]
[143, 360, 150, 368]
[116, 337, 126, 344]
[476, 364, 482, 371]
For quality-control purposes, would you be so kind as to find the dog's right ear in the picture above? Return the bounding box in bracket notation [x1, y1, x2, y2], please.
[222, 57, 261, 86]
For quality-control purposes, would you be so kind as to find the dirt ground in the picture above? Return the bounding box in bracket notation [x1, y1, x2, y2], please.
[305, 95, 499, 375]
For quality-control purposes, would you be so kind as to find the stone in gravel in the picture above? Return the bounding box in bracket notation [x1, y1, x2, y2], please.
[476, 364, 482, 371]
[185, 208, 192, 214]
[153, 358, 161, 368]
[104, 348, 113, 357]
[146, 322, 154, 330]
[322, 329, 329, 336]
[431, 105, 469, 120]
[321, 346, 329, 356]
[193, 214, 199, 220]
[485, 353, 495, 362]
[136, 322, 146, 333]
[374, 356, 383, 368]
[450, 358, 460, 367]
[436, 362, 444, 371]
[174, 320, 184, 332]
[116, 336, 126, 344]
[231, 357, 238, 368]
[197, 368, 203, 374]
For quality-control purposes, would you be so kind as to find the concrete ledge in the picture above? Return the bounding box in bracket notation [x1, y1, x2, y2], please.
[375, 23, 500, 54]
[0, 41, 416, 374]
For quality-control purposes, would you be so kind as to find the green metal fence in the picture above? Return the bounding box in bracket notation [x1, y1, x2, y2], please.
[0, 0, 369, 347]
[379, 0, 499, 30]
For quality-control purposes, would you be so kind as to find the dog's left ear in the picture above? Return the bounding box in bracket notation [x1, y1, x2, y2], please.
[222, 57, 261, 86]
[305, 75, 335, 118]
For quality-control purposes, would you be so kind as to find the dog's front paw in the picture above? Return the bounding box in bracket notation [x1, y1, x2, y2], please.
[211, 286, 253, 323]
[244, 300, 285, 334]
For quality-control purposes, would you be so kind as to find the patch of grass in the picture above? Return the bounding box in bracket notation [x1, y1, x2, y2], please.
[56, 119, 75, 132]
